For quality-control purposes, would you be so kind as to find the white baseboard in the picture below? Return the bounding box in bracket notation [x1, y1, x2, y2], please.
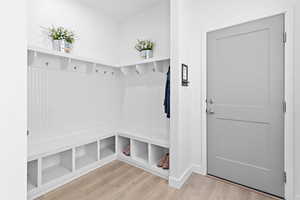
[169, 164, 205, 189]
[28, 155, 117, 200]
[169, 166, 193, 189]
[191, 164, 206, 175]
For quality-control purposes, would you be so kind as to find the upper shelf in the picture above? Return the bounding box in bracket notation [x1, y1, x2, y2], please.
[28, 45, 170, 75]
[28, 45, 116, 68]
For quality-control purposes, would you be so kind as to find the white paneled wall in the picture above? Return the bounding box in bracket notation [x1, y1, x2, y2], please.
[28, 58, 124, 144]
[120, 70, 170, 142]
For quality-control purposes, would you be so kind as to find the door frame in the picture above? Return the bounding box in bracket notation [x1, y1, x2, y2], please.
[201, 8, 295, 199]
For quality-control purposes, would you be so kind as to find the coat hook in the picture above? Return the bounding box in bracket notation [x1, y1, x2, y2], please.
[136, 70, 139, 74]
[104, 71, 107, 74]
[73, 66, 77, 70]
[95, 69, 99, 73]
[45, 62, 49, 66]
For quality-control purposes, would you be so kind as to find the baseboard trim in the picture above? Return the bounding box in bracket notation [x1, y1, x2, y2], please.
[169, 166, 193, 189]
[28, 155, 117, 200]
[191, 164, 206, 175]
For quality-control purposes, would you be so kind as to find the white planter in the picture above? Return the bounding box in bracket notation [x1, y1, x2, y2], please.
[140, 50, 153, 59]
[52, 40, 63, 52]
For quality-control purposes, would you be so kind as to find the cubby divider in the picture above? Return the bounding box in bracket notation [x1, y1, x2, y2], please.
[75, 141, 98, 170]
[100, 136, 116, 159]
[42, 149, 72, 184]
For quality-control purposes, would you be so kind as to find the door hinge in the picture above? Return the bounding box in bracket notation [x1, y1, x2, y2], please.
[283, 101, 287, 113]
[283, 32, 287, 44]
[284, 171, 287, 184]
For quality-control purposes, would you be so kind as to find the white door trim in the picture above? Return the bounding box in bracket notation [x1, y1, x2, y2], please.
[201, 8, 295, 200]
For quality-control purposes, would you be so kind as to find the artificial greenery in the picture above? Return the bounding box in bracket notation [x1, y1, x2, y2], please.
[135, 40, 154, 52]
[47, 26, 76, 44]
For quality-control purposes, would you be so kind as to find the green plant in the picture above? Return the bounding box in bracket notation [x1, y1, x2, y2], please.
[47, 26, 76, 44]
[135, 40, 154, 52]
[64, 30, 76, 44]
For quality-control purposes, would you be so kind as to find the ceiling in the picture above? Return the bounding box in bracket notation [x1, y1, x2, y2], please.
[76, 0, 165, 21]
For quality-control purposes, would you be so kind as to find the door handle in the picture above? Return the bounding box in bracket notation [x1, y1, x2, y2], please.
[206, 109, 215, 114]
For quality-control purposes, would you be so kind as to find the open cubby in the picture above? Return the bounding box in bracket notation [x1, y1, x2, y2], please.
[150, 145, 169, 175]
[100, 136, 116, 159]
[150, 145, 169, 166]
[27, 160, 38, 191]
[75, 142, 98, 170]
[132, 140, 149, 164]
[118, 136, 131, 157]
[42, 149, 72, 184]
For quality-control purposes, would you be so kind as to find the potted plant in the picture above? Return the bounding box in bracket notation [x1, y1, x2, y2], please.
[135, 40, 154, 59]
[48, 26, 67, 51]
[46, 26, 76, 53]
[63, 30, 76, 53]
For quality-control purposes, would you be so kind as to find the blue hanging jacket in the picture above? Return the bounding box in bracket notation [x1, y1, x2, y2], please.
[164, 67, 170, 118]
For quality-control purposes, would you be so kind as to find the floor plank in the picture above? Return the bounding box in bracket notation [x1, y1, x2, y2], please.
[37, 161, 279, 200]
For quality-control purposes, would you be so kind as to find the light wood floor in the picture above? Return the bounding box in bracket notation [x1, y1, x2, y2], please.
[37, 160, 279, 200]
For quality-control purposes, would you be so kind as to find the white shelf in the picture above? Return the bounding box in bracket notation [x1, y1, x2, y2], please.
[28, 130, 114, 161]
[118, 57, 170, 68]
[28, 45, 170, 71]
[42, 165, 72, 184]
[118, 130, 169, 148]
[28, 45, 117, 68]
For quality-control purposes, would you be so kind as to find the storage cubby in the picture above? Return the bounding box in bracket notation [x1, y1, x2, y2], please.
[27, 160, 38, 191]
[118, 136, 131, 157]
[100, 136, 116, 159]
[150, 145, 169, 167]
[42, 149, 72, 184]
[132, 140, 149, 164]
[75, 142, 98, 170]
[150, 145, 169, 175]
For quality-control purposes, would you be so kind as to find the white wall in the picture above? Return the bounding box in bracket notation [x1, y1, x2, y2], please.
[175, 0, 299, 198]
[118, 0, 170, 64]
[0, 0, 26, 199]
[294, 2, 300, 199]
[27, 0, 120, 65]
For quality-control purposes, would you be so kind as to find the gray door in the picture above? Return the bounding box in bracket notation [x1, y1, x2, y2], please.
[207, 14, 284, 197]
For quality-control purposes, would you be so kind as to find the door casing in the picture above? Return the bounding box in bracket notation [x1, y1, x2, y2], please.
[200, 9, 295, 200]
